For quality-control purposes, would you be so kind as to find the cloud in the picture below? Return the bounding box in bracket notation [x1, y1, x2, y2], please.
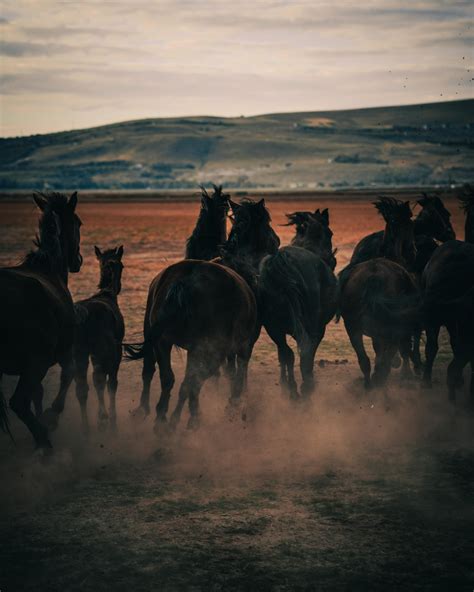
[0, 0, 472, 135]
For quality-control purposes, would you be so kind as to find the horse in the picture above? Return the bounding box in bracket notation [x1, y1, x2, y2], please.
[73, 246, 125, 432]
[286, 208, 338, 271]
[225, 198, 281, 269]
[339, 198, 420, 389]
[0, 191, 82, 451]
[258, 210, 338, 398]
[124, 260, 257, 430]
[349, 193, 455, 271]
[185, 184, 229, 260]
[422, 187, 474, 401]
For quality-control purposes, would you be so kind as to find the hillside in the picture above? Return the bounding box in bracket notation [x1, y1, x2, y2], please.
[1, 99, 472, 190]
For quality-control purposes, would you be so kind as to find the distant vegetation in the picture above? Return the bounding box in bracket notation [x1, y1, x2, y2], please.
[0, 99, 472, 191]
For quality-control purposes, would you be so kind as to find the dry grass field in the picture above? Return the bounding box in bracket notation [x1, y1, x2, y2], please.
[0, 196, 473, 591]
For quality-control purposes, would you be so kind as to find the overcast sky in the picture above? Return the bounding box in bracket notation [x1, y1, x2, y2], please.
[0, 0, 472, 137]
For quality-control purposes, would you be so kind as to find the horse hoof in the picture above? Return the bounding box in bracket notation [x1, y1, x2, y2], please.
[391, 354, 401, 369]
[187, 416, 200, 431]
[98, 419, 108, 432]
[153, 417, 170, 435]
[40, 408, 60, 432]
[130, 406, 149, 420]
[34, 442, 53, 461]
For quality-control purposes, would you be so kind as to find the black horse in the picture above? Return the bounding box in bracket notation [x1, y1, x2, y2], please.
[349, 193, 455, 272]
[125, 260, 257, 429]
[258, 210, 338, 398]
[225, 198, 281, 269]
[339, 199, 420, 388]
[74, 246, 125, 432]
[422, 187, 474, 401]
[0, 192, 82, 450]
[185, 185, 229, 260]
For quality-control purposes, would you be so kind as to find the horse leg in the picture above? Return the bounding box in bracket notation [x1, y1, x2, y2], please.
[91, 356, 108, 429]
[138, 351, 155, 416]
[229, 344, 252, 407]
[169, 350, 213, 430]
[399, 334, 414, 381]
[42, 351, 75, 431]
[31, 383, 44, 418]
[154, 342, 175, 424]
[410, 327, 423, 375]
[447, 351, 469, 404]
[267, 327, 298, 399]
[187, 352, 222, 430]
[107, 345, 121, 431]
[75, 350, 90, 433]
[373, 338, 397, 387]
[470, 359, 474, 407]
[423, 324, 440, 388]
[345, 321, 371, 389]
[300, 338, 318, 398]
[10, 371, 51, 450]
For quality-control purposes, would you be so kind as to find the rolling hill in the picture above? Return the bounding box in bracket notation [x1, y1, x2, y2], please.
[1, 99, 472, 191]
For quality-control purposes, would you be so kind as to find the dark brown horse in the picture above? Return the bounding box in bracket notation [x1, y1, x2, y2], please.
[422, 187, 474, 401]
[225, 198, 280, 268]
[125, 260, 257, 429]
[259, 210, 338, 398]
[349, 194, 454, 271]
[185, 185, 229, 260]
[339, 199, 420, 388]
[74, 246, 125, 431]
[0, 191, 82, 450]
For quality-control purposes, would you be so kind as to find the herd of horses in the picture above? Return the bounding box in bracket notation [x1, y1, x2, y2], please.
[0, 185, 473, 452]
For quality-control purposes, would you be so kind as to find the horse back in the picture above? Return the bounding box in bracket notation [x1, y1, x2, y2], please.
[146, 260, 256, 349]
[75, 293, 125, 349]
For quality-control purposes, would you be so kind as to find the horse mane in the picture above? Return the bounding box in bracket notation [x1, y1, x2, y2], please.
[373, 197, 412, 224]
[185, 184, 229, 260]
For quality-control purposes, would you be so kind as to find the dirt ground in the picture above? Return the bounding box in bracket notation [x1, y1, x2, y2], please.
[0, 197, 473, 591]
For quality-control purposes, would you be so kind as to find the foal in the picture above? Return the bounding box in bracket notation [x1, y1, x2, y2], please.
[74, 246, 125, 431]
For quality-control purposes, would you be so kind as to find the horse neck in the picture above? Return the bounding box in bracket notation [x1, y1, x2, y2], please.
[466, 211, 474, 243]
[193, 208, 226, 244]
[382, 223, 413, 267]
[24, 213, 69, 285]
[413, 213, 429, 237]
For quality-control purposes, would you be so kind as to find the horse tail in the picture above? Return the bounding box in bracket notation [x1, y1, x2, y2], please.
[260, 251, 318, 343]
[0, 378, 14, 442]
[123, 279, 192, 360]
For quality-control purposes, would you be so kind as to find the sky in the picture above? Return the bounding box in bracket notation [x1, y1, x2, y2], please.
[0, 0, 472, 137]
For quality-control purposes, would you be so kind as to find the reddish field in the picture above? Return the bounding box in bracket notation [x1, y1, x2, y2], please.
[0, 197, 473, 591]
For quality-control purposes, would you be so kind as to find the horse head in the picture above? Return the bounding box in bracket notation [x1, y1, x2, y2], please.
[416, 193, 455, 242]
[95, 244, 124, 295]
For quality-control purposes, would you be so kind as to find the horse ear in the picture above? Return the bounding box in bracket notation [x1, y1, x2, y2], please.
[257, 198, 266, 208]
[94, 245, 102, 259]
[33, 193, 47, 211]
[229, 199, 241, 214]
[321, 208, 329, 225]
[69, 191, 78, 211]
[116, 245, 124, 259]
